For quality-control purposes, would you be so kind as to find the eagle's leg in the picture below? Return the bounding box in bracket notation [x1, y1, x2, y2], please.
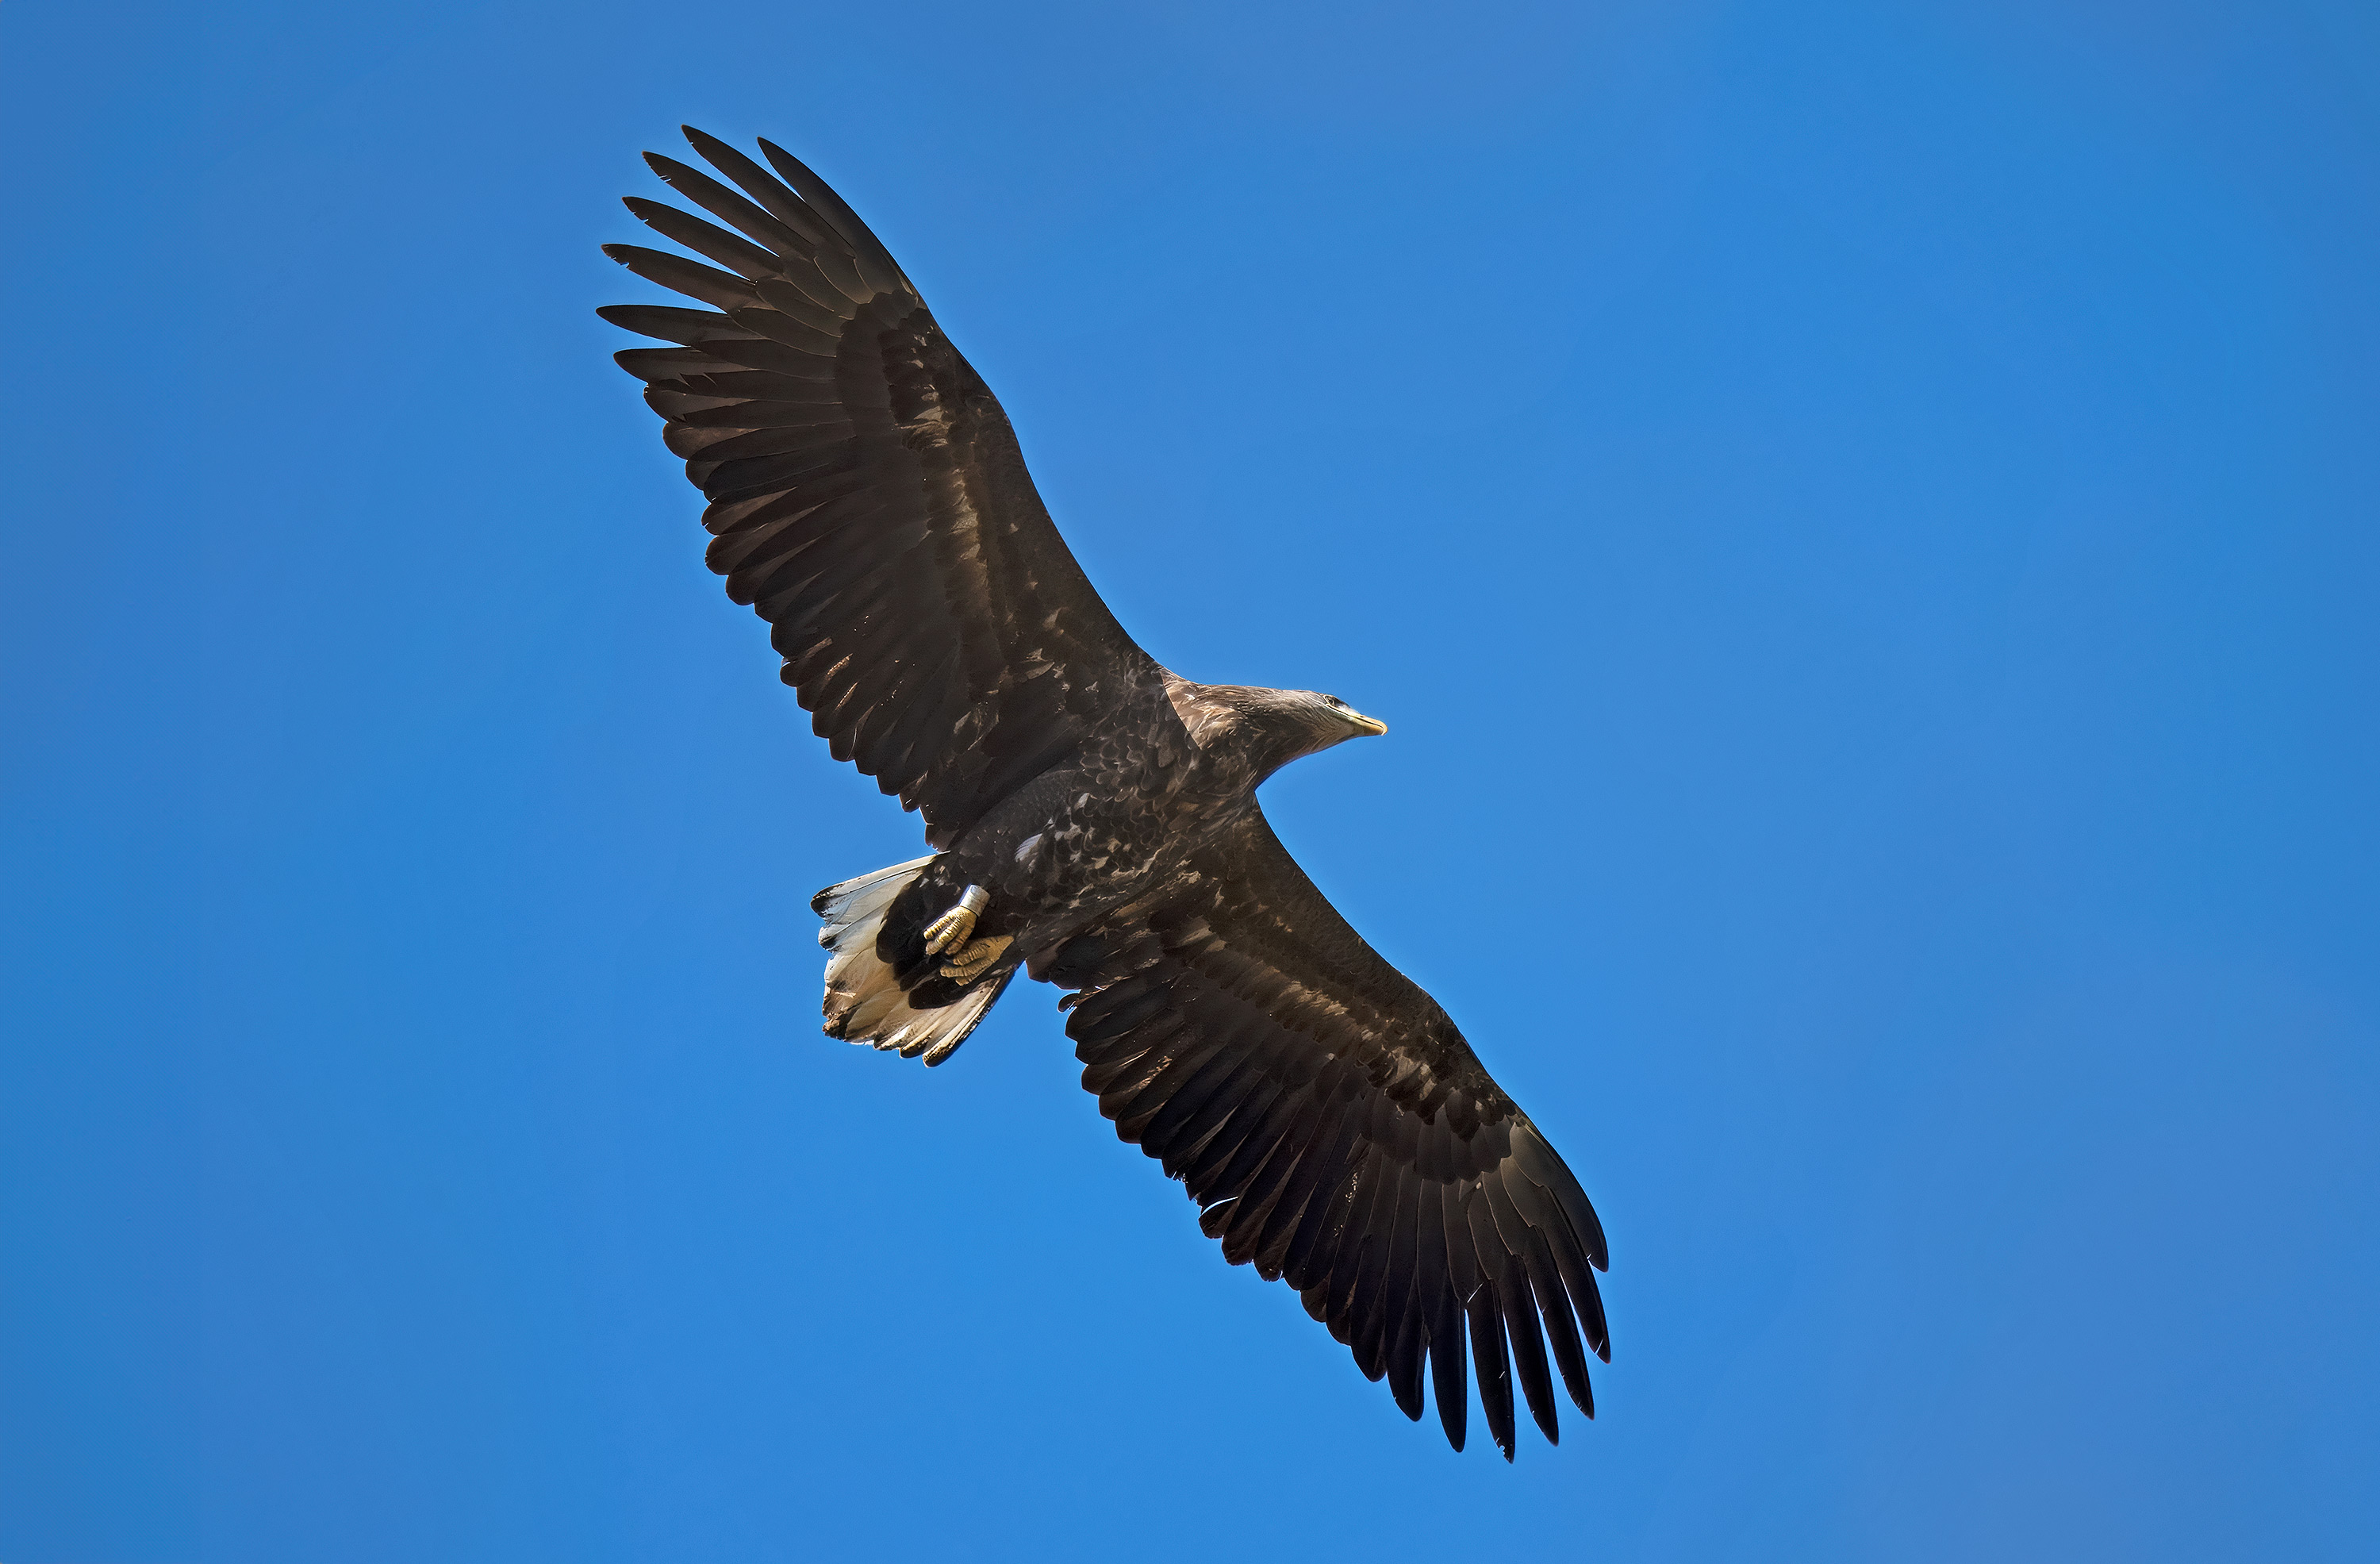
[922, 884, 991, 957]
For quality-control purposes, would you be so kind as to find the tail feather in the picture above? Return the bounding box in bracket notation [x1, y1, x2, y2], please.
[813, 855, 1011, 1066]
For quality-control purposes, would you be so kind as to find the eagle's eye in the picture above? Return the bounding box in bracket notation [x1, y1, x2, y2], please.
[1324, 695, 1347, 709]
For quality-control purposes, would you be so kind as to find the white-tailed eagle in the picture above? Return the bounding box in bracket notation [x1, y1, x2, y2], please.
[603, 129, 1608, 1458]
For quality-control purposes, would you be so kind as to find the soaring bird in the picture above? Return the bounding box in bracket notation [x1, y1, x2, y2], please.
[602, 128, 1608, 1459]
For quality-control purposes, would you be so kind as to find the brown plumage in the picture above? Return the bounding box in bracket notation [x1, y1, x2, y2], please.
[604, 127, 1607, 1458]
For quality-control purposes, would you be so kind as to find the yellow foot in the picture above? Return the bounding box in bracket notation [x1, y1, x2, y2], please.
[922, 885, 990, 956]
[939, 934, 1014, 984]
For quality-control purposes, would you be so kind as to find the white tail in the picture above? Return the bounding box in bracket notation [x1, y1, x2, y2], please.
[814, 855, 1007, 1066]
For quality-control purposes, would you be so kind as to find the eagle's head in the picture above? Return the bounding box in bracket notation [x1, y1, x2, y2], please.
[1173, 682, 1387, 782]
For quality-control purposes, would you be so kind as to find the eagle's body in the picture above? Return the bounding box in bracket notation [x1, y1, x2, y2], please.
[880, 678, 1385, 999]
[605, 129, 1609, 1459]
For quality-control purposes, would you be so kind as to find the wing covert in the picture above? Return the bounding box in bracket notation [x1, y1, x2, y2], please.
[603, 128, 1162, 846]
[1038, 811, 1609, 1458]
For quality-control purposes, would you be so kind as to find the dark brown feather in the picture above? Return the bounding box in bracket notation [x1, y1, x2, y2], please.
[603, 128, 1173, 848]
[1056, 809, 1605, 1454]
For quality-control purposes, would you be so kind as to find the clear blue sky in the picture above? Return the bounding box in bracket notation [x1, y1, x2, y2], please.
[5, 2, 2375, 1559]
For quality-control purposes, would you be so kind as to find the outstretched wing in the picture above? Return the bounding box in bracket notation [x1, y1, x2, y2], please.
[603, 128, 1165, 847]
[1036, 811, 1609, 1458]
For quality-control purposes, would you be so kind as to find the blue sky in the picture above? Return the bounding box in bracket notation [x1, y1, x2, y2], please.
[4, 2, 2376, 1559]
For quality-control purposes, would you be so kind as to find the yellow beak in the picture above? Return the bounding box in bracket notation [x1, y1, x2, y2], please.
[1346, 712, 1388, 736]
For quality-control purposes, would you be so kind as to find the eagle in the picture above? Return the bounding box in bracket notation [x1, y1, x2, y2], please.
[602, 128, 1608, 1458]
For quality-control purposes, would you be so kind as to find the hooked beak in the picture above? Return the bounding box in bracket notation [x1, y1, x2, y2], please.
[1345, 710, 1388, 737]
